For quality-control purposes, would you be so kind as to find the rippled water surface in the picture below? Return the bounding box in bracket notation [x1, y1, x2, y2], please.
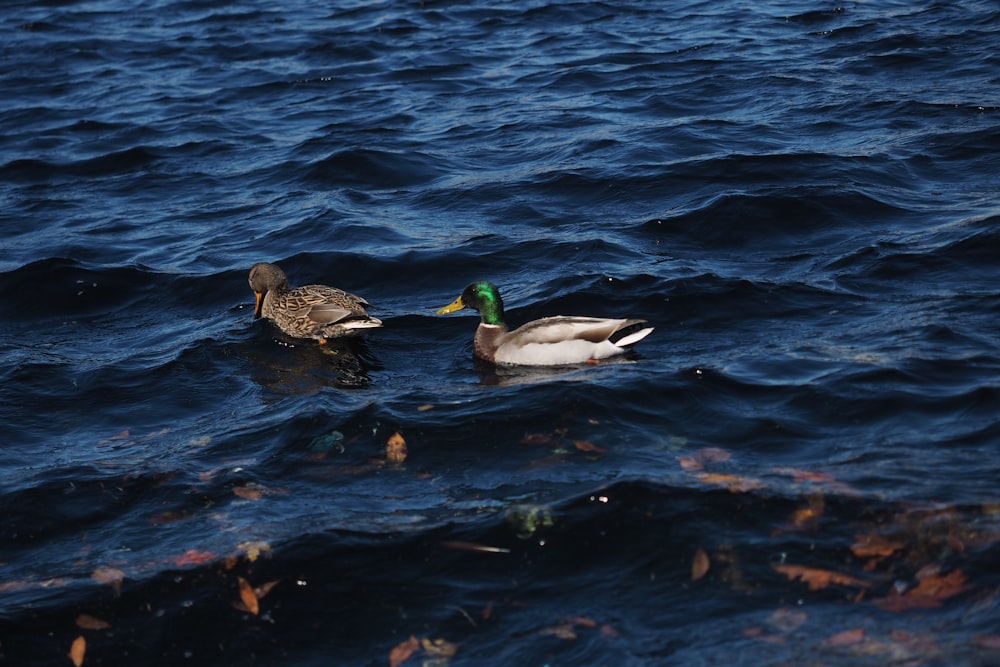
[2, 1, 1000, 665]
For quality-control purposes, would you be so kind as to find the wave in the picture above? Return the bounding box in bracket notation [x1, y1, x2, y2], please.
[301, 148, 446, 189]
[2, 2, 999, 665]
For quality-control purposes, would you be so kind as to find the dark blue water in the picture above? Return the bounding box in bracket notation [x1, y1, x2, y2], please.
[2, 1, 1000, 665]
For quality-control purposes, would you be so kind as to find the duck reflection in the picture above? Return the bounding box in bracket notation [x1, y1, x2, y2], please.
[472, 354, 638, 386]
[247, 331, 381, 393]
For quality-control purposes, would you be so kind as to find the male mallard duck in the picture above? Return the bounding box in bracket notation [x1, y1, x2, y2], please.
[248, 262, 382, 343]
[436, 281, 653, 366]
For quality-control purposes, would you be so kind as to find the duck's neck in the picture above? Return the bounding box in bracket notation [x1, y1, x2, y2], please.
[261, 281, 291, 316]
[474, 323, 506, 360]
[272, 279, 292, 296]
[477, 296, 506, 327]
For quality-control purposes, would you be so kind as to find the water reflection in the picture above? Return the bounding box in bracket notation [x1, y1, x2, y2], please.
[472, 355, 641, 386]
[246, 332, 381, 393]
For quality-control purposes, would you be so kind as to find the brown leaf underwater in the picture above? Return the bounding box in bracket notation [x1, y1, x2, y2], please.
[235, 576, 259, 615]
[772, 564, 871, 591]
[386, 432, 407, 464]
[68, 635, 86, 667]
[691, 548, 710, 581]
[388, 635, 420, 667]
[75, 614, 111, 630]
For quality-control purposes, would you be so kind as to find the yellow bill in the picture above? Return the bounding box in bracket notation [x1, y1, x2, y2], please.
[436, 296, 465, 314]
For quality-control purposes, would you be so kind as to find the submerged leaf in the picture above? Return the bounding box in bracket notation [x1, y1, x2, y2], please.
[786, 494, 825, 531]
[600, 624, 620, 638]
[75, 614, 111, 630]
[386, 432, 407, 464]
[0, 577, 72, 594]
[233, 485, 264, 500]
[743, 625, 788, 645]
[91, 567, 125, 595]
[68, 635, 86, 667]
[520, 433, 562, 447]
[872, 588, 941, 612]
[150, 510, 191, 526]
[389, 635, 420, 667]
[236, 576, 259, 615]
[851, 533, 905, 560]
[539, 616, 605, 641]
[573, 439, 607, 454]
[772, 564, 870, 591]
[694, 472, 766, 493]
[238, 540, 272, 563]
[678, 456, 702, 471]
[911, 566, 967, 600]
[875, 566, 970, 611]
[693, 447, 732, 464]
[820, 628, 866, 647]
[174, 549, 216, 566]
[539, 623, 577, 640]
[772, 466, 836, 484]
[790, 505, 823, 529]
[254, 580, 280, 599]
[691, 548, 710, 581]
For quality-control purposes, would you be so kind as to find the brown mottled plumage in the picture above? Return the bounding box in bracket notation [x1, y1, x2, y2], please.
[248, 262, 382, 343]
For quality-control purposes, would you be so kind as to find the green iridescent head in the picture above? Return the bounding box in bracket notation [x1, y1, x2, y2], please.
[437, 281, 506, 326]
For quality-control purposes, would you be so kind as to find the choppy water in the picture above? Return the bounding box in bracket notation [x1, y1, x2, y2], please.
[2, 1, 1000, 665]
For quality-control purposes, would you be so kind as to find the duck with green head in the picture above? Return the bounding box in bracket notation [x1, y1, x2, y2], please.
[437, 281, 653, 366]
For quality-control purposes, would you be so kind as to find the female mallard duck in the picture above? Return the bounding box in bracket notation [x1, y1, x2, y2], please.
[248, 262, 382, 343]
[436, 281, 653, 366]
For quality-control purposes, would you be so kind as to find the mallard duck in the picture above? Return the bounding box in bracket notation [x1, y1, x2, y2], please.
[248, 262, 382, 343]
[436, 281, 653, 366]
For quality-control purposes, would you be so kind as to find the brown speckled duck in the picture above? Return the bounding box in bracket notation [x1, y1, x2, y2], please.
[248, 262, 382, 343]
[437, 281, 653, 366]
